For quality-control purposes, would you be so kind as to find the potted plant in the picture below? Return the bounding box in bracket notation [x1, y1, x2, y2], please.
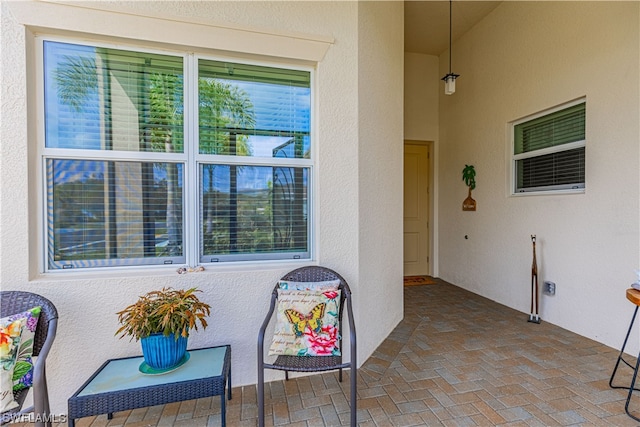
[116, 287, 211, 371]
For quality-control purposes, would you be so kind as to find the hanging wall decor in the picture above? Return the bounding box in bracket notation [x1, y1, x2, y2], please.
[462, 164, 476, 211]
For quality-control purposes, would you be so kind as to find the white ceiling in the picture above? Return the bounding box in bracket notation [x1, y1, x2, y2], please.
[405, 1, 502, 55]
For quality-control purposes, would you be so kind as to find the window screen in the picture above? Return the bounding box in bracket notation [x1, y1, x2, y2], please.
[513, 101, 586, 193]
[41, 38, 312, 270]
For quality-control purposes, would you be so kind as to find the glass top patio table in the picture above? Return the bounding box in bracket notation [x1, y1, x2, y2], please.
[68, 345, 231, 427]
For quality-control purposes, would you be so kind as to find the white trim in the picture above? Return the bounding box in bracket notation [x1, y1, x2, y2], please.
[184, 53, 199, 268]
[36, 257, 314, 279]
[42, 149, 187, 163]
[36, 35, 316, 272]
[195, 154, 313, 168]
[36, 37, 47, 274]
[511, 187, 585, 197]
[9, 0, 333, 63]
[310, 67, 318, 263]
[511, 97, 586, 127]
[509, 98, 586, 195]
[513, 139, 586, 161]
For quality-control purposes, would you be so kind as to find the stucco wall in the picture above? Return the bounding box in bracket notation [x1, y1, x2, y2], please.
[438, 2, 640, 352]
[0, 0, 404, 415]
[404, 52, 439, 142]
[357, 1, 405, 361]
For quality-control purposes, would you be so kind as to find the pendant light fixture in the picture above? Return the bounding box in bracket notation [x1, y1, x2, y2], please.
[441, 0, 459, 95]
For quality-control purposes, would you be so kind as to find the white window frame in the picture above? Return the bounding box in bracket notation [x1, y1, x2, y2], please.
[510, 98, 586, 196]
[36, 35, 316, 273]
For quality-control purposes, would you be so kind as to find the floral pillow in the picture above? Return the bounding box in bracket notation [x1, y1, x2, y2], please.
[269, 289, 341, 356]
[277, 279, 340, 291]
[6, 307, 41, 392]
[0, 316, 24, 413]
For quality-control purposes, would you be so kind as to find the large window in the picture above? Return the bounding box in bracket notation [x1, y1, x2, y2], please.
[512, 100, 586, 194]
[41, 39, 312, 271]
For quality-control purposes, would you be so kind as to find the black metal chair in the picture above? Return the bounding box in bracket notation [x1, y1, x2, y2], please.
[257, 266, 357, 426]
[1, 292, 58, 427]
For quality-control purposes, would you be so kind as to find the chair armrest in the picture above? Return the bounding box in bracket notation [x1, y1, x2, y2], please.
[343, 285, 357, 367]
[257, 287, 279, 356]
[32, 318, 57, 382]
[30, 318, 57, 417]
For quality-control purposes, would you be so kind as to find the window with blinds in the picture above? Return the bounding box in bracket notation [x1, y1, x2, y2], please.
[41, 38, 312, 271]
[512, 100, 586, 193]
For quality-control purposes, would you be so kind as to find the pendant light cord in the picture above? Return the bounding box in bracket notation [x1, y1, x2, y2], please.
[441, 0, 459, 90]
[448, 0, 452, 74]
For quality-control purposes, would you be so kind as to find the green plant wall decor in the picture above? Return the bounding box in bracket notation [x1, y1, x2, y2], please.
[462, 164, 477, 211]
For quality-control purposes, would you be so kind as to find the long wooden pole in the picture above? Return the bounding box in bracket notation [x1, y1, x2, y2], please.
[529, 235, 540, 323]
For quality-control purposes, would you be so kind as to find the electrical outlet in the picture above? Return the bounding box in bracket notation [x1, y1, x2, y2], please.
[544, 281, 556, 295]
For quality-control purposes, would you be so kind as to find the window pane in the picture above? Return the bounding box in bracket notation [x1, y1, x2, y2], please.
[198, 59, 311, 158]
[40, 38, 315, 270]
[200, 165, 308, 261]
[516, 147, 585, 192]
[44, 41, 184, 153]
[514, 103, 585, 155]
[47, 159, 184, 269]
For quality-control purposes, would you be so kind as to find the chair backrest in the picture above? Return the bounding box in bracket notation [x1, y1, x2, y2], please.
[0, 291, 58, 358]
[278, 266, 352, 346]
[279, 265, 351, 308]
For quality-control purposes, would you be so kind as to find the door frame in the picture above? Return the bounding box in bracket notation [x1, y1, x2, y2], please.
[404, 140, 435, 276]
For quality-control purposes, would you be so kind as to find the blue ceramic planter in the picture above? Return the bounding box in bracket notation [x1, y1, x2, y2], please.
[140, 333, 188, 370]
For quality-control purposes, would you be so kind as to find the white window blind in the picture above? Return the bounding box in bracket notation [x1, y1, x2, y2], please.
[41, 38, 312, 271]
[197, 59, 311, 262]
[513, 101, 586, 193]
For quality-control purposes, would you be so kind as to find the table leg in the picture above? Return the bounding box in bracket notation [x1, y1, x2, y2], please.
[222, 346, 231, 426]
[220, 393, 226, 427]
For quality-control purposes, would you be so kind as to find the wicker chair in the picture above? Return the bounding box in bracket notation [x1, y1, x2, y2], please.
[257, 266, 357, 426]
[1, 292, 58, 427]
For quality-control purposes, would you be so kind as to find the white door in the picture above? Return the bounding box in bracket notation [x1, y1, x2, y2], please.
[403, 143, 430, 276]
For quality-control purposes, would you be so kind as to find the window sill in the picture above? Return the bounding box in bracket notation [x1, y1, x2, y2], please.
[32, 259, 316, 282]
[510, 188, 585, 197]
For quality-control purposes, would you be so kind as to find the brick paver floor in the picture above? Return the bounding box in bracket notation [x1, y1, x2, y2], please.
[13, 279, 640, 426]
